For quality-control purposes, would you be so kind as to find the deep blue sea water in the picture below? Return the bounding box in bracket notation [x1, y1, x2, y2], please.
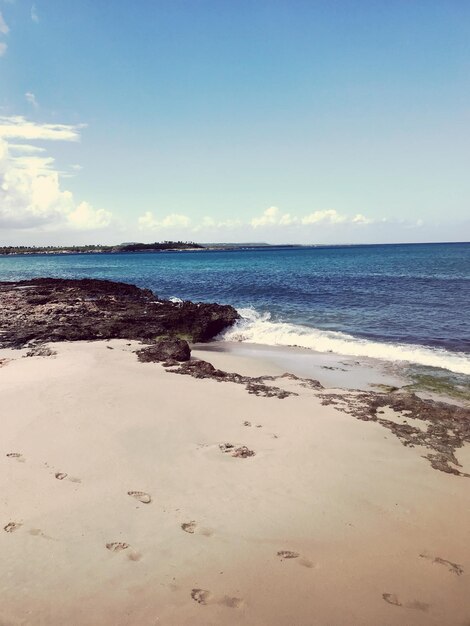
[0, 242, 469, 374]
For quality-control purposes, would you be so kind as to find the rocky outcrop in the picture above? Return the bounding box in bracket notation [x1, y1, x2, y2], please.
[166, 358, 301, 399]
[0, 278, 239, 348]
[136, 338, 191, 363]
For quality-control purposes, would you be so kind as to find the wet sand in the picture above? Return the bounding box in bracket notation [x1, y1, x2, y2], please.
[1, 340, 469, 625]
[193, 340, 407, 390]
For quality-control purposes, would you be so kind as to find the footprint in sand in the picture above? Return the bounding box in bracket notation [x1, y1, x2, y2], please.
[277, 550, 314, 568]
[419, 553, 464, 576]
[220, 596, 244, 608]
[232, 446, 255, 458]
[191, 589, 212, 605]
[54, 472, 81, 483]
[29, 528, 55, 541]
[128, 491, 152, 504]
[191, 589, 243, 608]
[4, 522, 22, 533]
[278, 550, 300, 559]
[407, 600, 430, 611]
[219, 443, 255, 458]
[6, 453, 25, 463]
[106, 542, 142, 561]
[243, 421, 252, 427]
[182, 521, 197, 534]
[106, 542, 130, 552]
[181, 521, 213, 536]
[382, 593, 429, 611]
[383, 593, 401, 607]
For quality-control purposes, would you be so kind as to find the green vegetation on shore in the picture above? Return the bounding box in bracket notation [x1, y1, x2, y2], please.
[0, 241, 204, 255]
[404, 371, 470, 403]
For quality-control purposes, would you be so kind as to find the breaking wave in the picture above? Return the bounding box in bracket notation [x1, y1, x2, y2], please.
[219, 308, 470, 376]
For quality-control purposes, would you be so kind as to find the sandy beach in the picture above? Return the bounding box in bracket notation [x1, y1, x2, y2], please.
[1, 339, 469, 626]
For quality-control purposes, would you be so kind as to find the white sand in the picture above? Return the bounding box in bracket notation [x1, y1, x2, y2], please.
[0, 340, 469, 626]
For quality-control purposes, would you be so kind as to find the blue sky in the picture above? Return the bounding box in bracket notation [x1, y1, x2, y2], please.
[0, 0, 469, 244]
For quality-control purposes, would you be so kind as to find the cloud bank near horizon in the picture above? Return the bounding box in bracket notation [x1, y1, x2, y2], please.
[136, 206, 425, 240]
[0, 116, 112, 232]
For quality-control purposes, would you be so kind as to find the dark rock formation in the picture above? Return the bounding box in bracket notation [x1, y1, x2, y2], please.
[136, 338, 191, 363]
[0, 278, 239, 348]
[166, 358, 303, 399]
[25, 345, 57, 358]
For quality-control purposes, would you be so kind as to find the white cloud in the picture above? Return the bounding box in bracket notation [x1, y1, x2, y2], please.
[0, 11, 9, 34]
[30, 4, 38, 22]
[137, 206, 377, 236]
[0, 117, 112, 231]
[25, 92, 39, 108]
[0, 116, 83, 141]
[138, 211, 191, 230]
[301, 209, 346, 224]
[249, 206, 376, 229]
[0, 41, 7, 56]
[8, 143, 46, 154]
[351, 213, 372, 224]
[68, 202, 112, 230]
[279, 212, 297, 226]
[13, 154, 55, 174]
[251, 206, 283, 227]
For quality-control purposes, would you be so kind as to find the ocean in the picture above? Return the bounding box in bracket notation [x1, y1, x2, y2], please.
[0, 242, 469, 375]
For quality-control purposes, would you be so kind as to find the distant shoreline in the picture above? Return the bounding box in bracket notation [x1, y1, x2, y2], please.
[0, 240, 468, 257]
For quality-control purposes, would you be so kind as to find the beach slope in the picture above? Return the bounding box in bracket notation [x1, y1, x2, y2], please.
[1, 340, 469, 626]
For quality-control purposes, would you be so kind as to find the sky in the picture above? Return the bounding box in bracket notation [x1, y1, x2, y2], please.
[0, 0, 469, 245]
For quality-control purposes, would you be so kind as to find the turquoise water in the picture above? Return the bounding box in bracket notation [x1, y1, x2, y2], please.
[0, 242, 469, 374]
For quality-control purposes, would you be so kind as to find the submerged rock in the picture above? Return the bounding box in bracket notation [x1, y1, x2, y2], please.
[0, 278, 239, 348]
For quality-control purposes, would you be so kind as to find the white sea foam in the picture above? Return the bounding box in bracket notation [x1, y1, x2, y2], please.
[220, 308, 470, 376]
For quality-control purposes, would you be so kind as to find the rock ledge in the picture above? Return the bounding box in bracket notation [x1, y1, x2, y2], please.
[0, 278, 239, 348]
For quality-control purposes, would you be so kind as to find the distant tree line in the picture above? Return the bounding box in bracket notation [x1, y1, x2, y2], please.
[118, 241, 203, 252]
[0, 241, 205, 255]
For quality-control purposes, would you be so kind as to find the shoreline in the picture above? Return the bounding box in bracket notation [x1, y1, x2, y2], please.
[0, 276, 468, 379]
[220, 315, 470, 378]
[195, 340, 408, 391]
[1, 338, 469, 625]
[197, 340, 470, 405]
